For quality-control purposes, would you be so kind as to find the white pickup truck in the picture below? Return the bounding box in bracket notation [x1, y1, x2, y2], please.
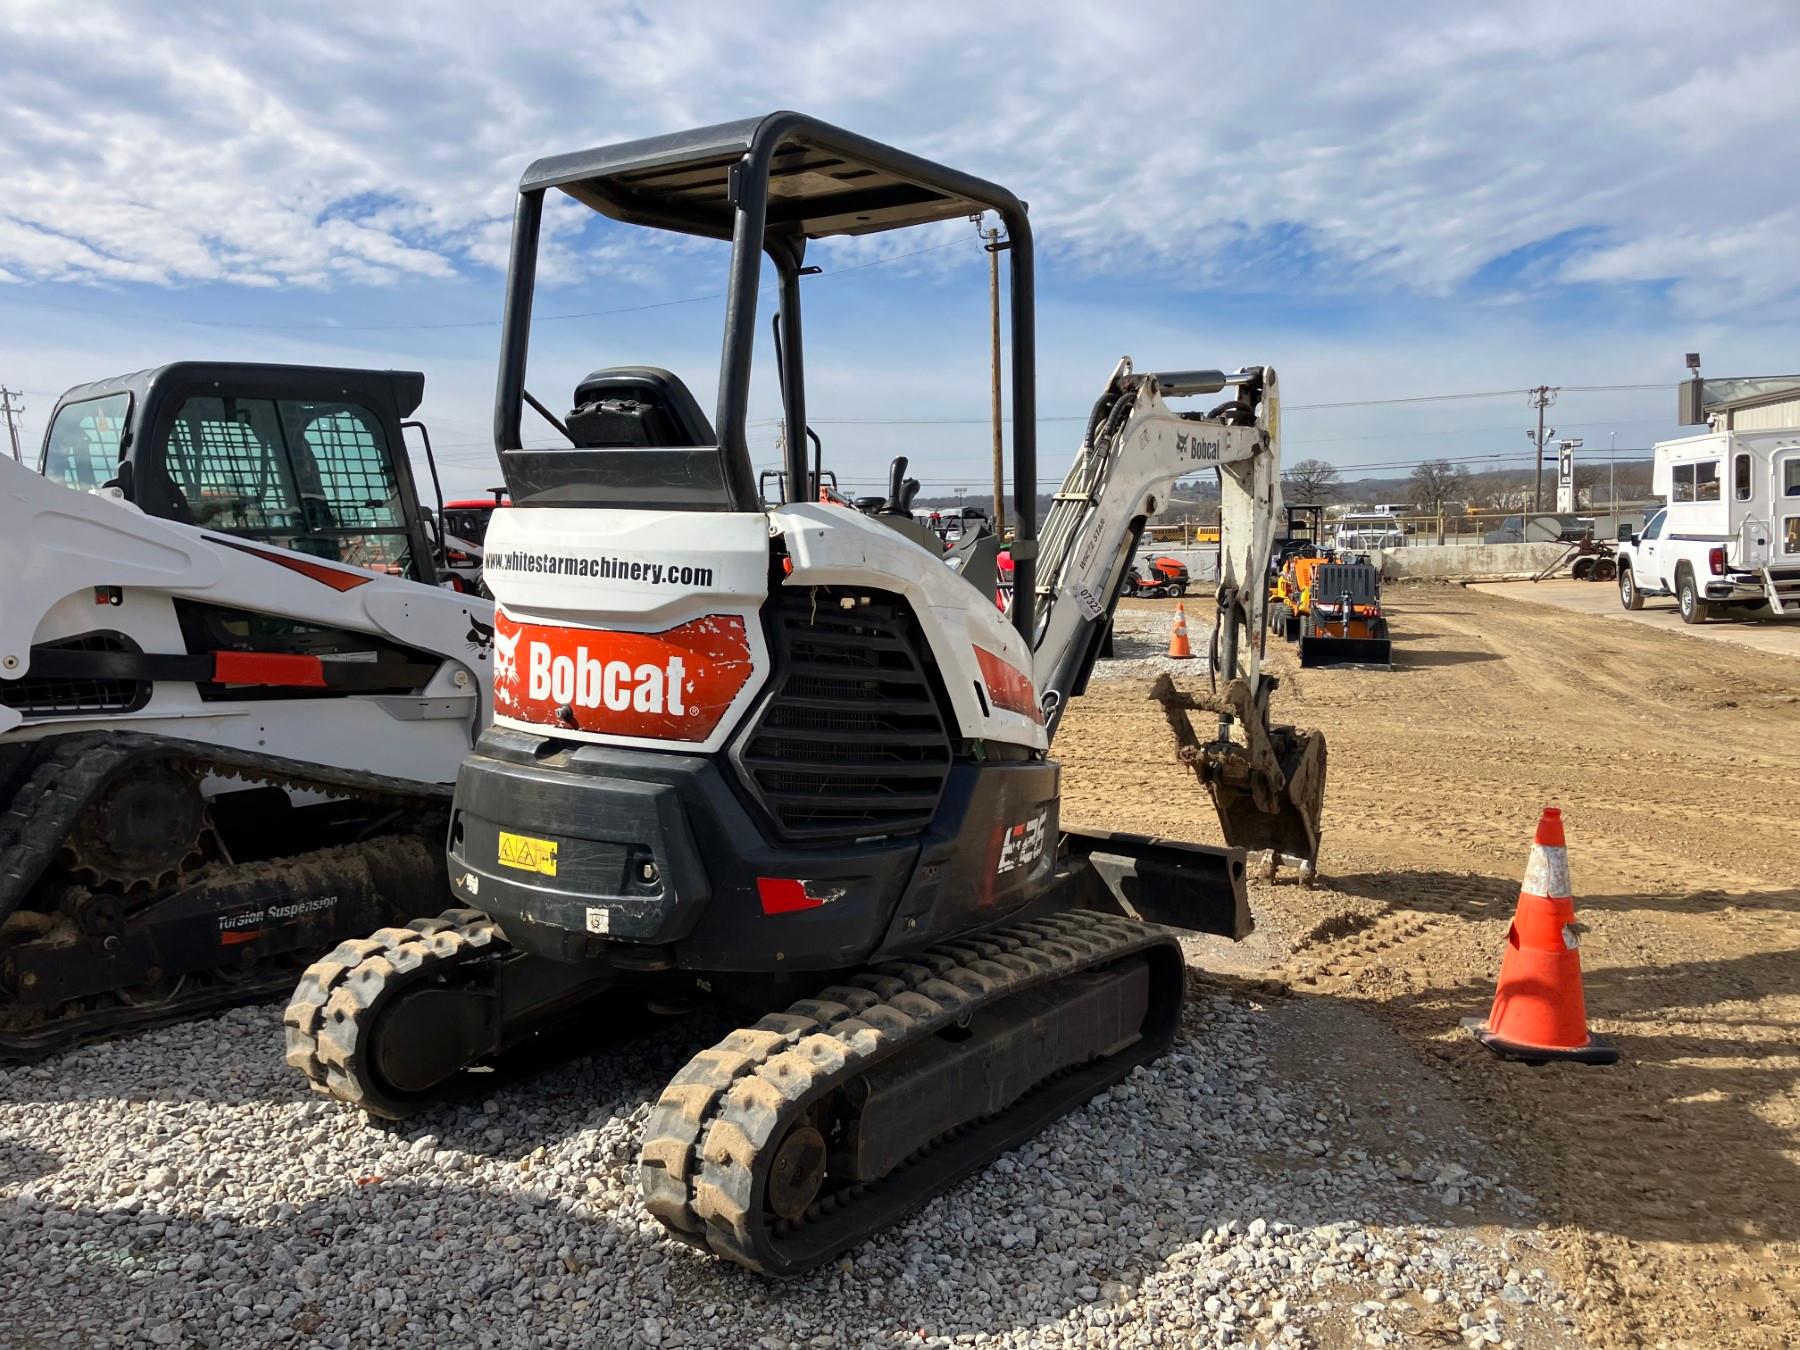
[1614, 428, 1800, 622]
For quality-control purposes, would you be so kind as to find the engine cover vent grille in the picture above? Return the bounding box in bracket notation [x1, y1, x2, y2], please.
[0, 632, 149, 717]
[736, 589, 952, 843]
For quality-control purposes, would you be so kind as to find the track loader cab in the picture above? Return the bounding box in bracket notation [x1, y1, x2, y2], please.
[289, 112, 1310, 1277]
[40, 362, 445, 585]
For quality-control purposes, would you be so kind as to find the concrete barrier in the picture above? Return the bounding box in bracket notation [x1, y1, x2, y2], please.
[1372, 542, 1571, 581]
[1141, 541, 1573, 584]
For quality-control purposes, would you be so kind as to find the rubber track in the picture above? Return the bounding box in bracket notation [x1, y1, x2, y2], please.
[638, 908, 1174, 1276]
[0, 730, 451, 925]
[283, 908, 500, 1119]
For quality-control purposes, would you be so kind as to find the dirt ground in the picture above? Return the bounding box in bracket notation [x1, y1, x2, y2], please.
[1058, 584, 1800, 1348]
[1482, 577, 1800, 661]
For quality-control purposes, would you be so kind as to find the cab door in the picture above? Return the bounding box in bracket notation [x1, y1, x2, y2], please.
[1638, 508, 1667, 591]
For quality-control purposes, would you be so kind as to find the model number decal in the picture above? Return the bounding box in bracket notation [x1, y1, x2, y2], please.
[997, 811, 1049, 874]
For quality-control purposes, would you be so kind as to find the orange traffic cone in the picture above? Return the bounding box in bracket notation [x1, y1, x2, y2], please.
[1167, 603, 1193, 659]
[1465, 808, 1617, 1065]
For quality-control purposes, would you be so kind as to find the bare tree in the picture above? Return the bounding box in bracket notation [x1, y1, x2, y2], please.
[1283, 458, 1339, 503]
[1408, 459, 1470, 517]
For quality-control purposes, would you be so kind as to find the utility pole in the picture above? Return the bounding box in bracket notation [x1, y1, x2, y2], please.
[1528, 385, 1558, 511]
[980, 218, 1008, 534]
[0, 387, 23, 462]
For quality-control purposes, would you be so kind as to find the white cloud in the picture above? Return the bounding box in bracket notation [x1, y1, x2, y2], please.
[0, 0, 1794, 309]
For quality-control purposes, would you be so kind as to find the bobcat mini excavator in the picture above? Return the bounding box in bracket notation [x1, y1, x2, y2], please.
[1, 363, 494, 1058]
[286, 114, 1326, 1275]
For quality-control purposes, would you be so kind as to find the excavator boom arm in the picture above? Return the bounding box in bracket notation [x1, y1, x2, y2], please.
[1027, 357, 1325, 869]
[1030, 358, 1281, 730]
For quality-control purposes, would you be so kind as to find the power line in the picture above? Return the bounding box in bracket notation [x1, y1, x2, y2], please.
[744, 380, 1682, 427]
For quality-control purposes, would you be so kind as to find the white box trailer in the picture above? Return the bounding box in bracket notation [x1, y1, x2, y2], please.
[1614, 427, 1800, 620]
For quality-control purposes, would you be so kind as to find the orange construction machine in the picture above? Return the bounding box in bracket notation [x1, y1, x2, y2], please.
[1299, 560, 1391, 667]
[1268, 553, 1392, 667]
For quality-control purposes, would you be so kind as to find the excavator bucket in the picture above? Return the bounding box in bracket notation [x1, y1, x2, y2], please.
[1149, 674, 1327, 869]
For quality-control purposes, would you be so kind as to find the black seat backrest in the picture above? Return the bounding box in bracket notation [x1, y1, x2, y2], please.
[944, 526, 1000, 595]
[566, 367, 715, 448]
[1313, 562, 1380, 603]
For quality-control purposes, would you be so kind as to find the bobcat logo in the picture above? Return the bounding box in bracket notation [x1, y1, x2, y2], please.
[465, 612, 494, 661]
[492, 627, 520, 685]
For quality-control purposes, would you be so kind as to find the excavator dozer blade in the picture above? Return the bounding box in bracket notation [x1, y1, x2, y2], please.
[1298, 635, 1392, 669]
[1060, 826, 1250, 939]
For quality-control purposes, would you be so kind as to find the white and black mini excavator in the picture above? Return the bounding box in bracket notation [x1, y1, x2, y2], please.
[286, 114, 1326, 1275]
[1, 363, 493, 1057]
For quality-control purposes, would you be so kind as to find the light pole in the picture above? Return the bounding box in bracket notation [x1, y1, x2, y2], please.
[1608, 432, 1616, 515]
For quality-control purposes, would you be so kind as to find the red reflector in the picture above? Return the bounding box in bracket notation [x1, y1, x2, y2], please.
[757, 877, 821, 915]
[212, 651, 328, 687]
[1708, 546, 1725, 576]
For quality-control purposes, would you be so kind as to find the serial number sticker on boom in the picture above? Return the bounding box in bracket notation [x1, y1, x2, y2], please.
[498, 830, 558, 877]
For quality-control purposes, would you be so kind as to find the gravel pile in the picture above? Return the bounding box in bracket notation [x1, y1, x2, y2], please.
[1094, 608, 1215, 682]
[1, 973, 1581, 1348]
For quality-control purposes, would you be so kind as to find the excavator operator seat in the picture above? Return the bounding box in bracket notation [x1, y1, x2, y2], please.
[944, 528, 1002, 598]
[566, 366, 716, 449]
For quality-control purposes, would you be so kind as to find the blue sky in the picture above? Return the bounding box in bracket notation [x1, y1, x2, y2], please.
[2, 1, 1798, 500]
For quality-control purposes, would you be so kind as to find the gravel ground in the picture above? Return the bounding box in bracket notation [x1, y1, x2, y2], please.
[1, 949, 1582, 1349]
[1098, 605, 1216, 681]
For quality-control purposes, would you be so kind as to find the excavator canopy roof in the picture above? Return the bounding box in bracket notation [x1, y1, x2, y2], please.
[519, 112, 1021, 240]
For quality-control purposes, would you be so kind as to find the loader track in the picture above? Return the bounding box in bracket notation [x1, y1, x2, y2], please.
[283, 908, 502, 1119]
[639, 908, 1182, 1276]
[0, 731, 454, 1060]
[0, 731, 448, 923]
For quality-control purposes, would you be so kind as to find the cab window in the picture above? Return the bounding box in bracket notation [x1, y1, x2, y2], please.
[1642, 510, 1665, 540]
[163, 396, 412, 576]
[41, 393, 130, 490]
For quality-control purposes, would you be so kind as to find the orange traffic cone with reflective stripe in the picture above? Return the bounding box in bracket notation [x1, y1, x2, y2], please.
[1167, 603, 1193, 659]
[1465, 808, 1617, 1065]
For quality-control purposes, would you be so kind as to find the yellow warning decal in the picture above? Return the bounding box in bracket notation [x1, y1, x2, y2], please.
[497, 830, 557, 876]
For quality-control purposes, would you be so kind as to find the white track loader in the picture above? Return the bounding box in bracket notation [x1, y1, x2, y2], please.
[287, 114, 1325, 1276]
[0, 363, 494, 1058]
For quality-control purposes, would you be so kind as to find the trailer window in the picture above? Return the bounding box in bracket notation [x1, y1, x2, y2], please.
[41, 393, 131, 491]
[1671, 464, 1693, 502]
[1787, 460, 1800, 496]
[1786, 517, 1800, 555]
[1734, 453, 1752, 500]
[1695, 460, 1719, 501]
